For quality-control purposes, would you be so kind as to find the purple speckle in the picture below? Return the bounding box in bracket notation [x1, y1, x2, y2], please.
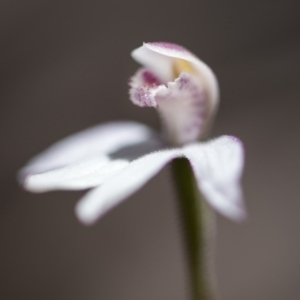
[148, 42, 187, 52]
[228, 136, 240, 142]
[142, 70, 161, 85]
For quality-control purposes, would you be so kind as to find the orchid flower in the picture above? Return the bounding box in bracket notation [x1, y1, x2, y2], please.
[19, 42, 245, 300]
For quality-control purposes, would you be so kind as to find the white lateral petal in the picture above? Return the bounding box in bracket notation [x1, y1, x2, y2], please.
[75, 149, 183, 225]
[183, 136, 246, 221]
[24, 156, 129, 192]
[19, 122, 154, 179]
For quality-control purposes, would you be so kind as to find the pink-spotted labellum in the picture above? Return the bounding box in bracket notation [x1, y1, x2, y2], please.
[129, 42, 219, 145]
[19, 42, 246, 225]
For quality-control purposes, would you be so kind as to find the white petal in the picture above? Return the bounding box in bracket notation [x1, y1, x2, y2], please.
[183, 136, 246, 221]
[75, 149, 183, 225]
[132, 42, 219, 110]
[24, 155, 129, 192]
[132, 44, 174, 82]
[19, 122, 154, 179]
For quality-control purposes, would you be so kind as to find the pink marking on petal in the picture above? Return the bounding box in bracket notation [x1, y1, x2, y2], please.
[142, 70, 161, 85]
[129, 68, 165, 108]
[148, 42, 188, 53]
[143, 42, 197, 62]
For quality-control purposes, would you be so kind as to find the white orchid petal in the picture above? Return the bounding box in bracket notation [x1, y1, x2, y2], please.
[24, 156, 129, 192]
[132, 44, 174, 82]
[75, 149, 183, 225]
[19, 122, 154, 179]
[183, 136, 246, 221]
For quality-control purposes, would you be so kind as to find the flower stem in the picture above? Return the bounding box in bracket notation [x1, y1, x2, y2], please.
[171, 158, 216, 300]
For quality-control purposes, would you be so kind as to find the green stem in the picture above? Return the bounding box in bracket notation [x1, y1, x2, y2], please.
[171, 158, 216, 300]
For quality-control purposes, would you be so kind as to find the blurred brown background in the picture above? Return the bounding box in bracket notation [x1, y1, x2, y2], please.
[0, 0, 299, 299]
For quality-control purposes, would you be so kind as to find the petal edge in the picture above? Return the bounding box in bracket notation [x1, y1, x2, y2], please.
[75, 148, 183, 225]
[183, 136, 246, 221]
[19, 121, 154, 180]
